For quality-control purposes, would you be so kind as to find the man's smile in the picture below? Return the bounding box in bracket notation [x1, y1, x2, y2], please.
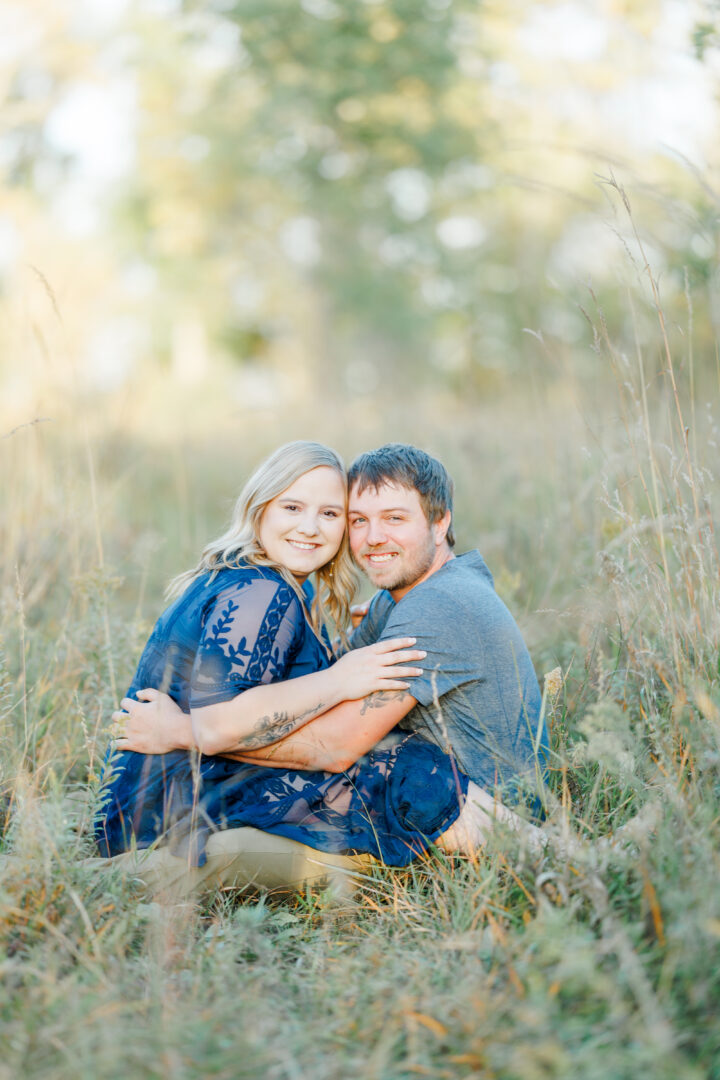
[363, 551, 399, 564]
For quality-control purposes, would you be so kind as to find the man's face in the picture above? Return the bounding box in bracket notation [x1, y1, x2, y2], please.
[348, 481, 439, 594]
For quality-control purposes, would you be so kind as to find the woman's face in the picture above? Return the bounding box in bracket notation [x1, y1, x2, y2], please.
[258, 466, 347, 581]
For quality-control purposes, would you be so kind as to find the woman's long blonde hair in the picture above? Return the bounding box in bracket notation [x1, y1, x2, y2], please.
[167, 441, 357, 642]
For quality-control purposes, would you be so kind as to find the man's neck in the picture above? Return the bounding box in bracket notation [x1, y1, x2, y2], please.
[390, 544, 455, 603]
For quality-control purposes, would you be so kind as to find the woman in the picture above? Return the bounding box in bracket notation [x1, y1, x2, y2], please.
[97, 441, 469, 868]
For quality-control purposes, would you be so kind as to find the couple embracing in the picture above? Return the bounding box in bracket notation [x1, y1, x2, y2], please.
[97, 441, 548, 896]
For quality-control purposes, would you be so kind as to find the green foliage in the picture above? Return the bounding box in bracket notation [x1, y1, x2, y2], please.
[111, 0, 494, 382]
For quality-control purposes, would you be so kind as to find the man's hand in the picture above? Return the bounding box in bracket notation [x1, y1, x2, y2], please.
[111, 688, 193, 754]
[350, 599, 371, 629]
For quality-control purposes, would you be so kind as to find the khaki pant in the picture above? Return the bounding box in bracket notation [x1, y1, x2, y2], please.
[89, 828, 374, 902]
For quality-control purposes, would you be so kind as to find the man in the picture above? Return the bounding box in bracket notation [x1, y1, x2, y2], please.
[114, 444, 547, 894]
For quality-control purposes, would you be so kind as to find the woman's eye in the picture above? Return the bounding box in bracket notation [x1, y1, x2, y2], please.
[323, 510, 340, 518]
[283, 504, 299, 512]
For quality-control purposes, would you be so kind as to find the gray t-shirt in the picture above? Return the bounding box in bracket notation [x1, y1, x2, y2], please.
[350, 551, 546, 798]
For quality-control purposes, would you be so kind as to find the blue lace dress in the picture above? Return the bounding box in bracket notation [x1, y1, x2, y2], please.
[96, 565, 468, 866]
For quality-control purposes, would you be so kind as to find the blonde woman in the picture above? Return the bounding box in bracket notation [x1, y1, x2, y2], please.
[96, 441, 469, 868]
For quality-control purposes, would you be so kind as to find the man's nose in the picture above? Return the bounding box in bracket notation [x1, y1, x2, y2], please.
[366, 519, 388, 546]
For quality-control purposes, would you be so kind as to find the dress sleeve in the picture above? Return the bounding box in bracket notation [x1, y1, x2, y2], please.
[189, 577, 305, 709]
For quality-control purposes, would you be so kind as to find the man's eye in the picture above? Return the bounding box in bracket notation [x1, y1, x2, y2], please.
[350, 517, 365, 526]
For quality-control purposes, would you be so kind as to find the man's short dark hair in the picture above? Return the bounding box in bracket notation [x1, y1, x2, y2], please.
[348, 444, 455, 547]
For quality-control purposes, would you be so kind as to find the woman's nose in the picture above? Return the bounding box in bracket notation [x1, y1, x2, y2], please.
[297, 513, 319, 536]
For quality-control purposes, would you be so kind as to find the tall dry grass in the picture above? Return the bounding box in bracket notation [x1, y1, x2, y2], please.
[1, 186, 719, 1078]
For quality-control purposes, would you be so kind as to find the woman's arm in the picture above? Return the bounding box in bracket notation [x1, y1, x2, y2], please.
[114, 641, 424, 756]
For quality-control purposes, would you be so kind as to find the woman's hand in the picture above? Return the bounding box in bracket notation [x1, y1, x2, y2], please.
[329, 638, 425, 701]
[111, 688, 193, 754]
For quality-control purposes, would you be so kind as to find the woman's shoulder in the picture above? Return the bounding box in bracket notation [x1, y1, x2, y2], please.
[202, 564, 304, 620]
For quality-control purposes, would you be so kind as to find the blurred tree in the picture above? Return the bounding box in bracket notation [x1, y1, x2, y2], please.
[116, 0, 720, 397]
[0, 1, 87, 193]
[116, 0, 495, 393]
[2, 0, 718, 405]
[693, 0, 720, 59]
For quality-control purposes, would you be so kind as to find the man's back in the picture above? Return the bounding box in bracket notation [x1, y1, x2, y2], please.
[350, 551, 546, 800]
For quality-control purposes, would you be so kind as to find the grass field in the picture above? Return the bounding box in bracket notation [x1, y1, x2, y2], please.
[2, 257, 720, 1079]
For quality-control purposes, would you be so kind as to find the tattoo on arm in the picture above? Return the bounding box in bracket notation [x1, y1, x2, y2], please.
[234, 702, 326, 750]
[359, 690, 410, 716]
[230, 688, 410, 755]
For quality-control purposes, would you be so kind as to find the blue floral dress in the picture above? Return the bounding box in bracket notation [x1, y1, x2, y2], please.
[96, 565, 468, 866]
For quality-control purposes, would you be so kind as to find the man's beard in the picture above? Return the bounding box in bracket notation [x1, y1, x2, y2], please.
[358, 534, 436, 592]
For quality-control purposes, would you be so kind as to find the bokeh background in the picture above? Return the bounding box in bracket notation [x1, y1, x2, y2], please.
[4, 0, 720, 408]
[3, 5, 720, 1076]
[3, 0, 720, 680]
[3, 0, 720, 599]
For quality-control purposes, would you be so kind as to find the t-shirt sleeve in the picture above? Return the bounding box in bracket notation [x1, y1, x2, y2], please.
[189, 578, 304, 708]
[375, 589, 481, 707]
[348, 591, 394, 651]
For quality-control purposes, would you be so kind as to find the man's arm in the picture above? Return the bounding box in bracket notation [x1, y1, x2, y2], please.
[222, 689, 417, 773]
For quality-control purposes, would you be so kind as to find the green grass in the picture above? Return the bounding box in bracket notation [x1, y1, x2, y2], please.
[2, 240, 720, 1077]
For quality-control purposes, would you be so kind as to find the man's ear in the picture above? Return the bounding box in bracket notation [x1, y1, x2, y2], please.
[433, 510, 452, 545]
